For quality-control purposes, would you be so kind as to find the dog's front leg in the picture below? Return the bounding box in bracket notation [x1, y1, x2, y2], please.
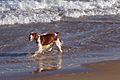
[32, 51, 40, 57]
[32, 51, 39, 57]
[32, 49, 43, 57]
[32, 40, 43, 57]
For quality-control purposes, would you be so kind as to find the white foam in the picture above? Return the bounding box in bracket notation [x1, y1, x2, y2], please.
[0, 0, 120, 25]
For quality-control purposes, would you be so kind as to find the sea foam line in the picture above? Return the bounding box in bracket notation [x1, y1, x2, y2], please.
[0, 0, 120, 25]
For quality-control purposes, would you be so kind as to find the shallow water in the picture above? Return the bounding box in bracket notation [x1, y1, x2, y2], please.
[0, 15, 120, 79]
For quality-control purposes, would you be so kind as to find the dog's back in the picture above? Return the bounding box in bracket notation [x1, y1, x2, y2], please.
[40, 32, 60, 45]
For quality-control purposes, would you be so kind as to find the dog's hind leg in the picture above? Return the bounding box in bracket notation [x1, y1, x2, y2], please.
[48, 47, 53, 51]
[55, 38, 62, 53]
[32, 50, 42, 57]
[53, 38, 63, 69]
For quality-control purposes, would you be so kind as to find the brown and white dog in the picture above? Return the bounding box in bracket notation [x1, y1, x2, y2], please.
[29, 32, 62, 57]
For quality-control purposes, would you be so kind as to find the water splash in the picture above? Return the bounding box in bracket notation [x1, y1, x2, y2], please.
[0, 0, 120, 25]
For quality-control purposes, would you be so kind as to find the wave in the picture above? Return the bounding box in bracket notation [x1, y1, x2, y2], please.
[0, 0, 120, 25]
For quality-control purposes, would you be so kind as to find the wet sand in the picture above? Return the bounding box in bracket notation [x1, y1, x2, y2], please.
[20, 60, 120, 80]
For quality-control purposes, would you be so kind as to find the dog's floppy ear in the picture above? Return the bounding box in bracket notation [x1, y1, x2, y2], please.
[30, 32, 39, 40]
[34, 32, 39, 40]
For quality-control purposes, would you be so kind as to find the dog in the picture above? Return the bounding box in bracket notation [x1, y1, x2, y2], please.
[29, 32, 63, 57]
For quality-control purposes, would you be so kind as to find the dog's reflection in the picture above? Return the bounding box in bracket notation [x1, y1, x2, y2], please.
[32, 51, 62, 74]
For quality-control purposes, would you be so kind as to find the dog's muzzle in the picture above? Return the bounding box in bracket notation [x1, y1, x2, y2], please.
[29, 35, 32, 41]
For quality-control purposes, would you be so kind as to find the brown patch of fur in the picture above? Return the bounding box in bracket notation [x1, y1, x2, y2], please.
[40, 33, 58, 45]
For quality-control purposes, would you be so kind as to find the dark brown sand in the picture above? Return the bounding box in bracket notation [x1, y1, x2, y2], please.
[20, 60, 120, 80]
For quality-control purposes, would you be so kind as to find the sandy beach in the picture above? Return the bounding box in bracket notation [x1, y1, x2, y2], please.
[19, 60, 120, 80]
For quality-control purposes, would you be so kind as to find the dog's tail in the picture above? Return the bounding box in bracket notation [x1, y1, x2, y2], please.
[54, 32, 59, 36]
[55, 32, 63, 44]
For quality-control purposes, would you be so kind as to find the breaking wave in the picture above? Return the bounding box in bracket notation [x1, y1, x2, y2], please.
[0, 0, 120, 25]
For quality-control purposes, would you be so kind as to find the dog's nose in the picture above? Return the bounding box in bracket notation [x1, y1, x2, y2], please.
[29, 35, 31, 41]
[29, 36, 31, 41]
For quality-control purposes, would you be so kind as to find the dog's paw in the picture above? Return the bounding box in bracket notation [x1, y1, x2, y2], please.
[57, 66, 62, 70]
[32, 68, 40, 74]
[32, 55, 36, 58]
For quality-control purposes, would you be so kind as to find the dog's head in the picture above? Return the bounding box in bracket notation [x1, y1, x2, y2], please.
[29, 32, 39, 41]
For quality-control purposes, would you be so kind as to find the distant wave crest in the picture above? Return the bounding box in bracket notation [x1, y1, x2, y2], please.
[0, 0, 120, 25]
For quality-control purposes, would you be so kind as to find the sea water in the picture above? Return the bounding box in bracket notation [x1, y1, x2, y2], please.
[0, 0, 120, 79]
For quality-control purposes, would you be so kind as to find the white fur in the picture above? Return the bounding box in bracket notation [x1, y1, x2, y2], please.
[30, 35, 33, 41]
[54, 33, 58, 36]
[32, 35, 43, 57]
[55, 38, 62, 53]
[31, 34, 62, 57]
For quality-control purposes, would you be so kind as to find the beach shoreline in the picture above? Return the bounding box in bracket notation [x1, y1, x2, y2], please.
[18, 60, 120, 80]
